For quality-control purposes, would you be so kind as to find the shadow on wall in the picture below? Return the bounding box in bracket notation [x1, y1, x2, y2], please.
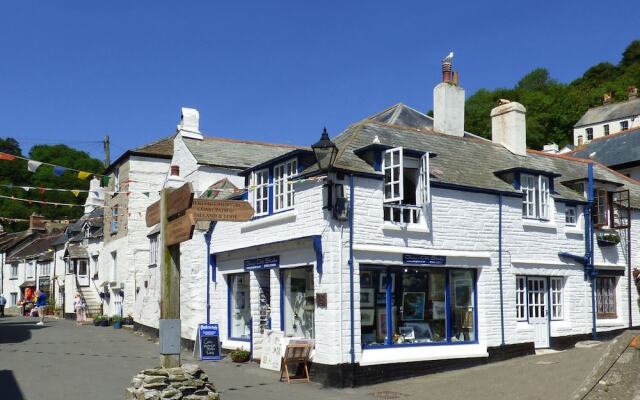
[0, 319, 47, 345]
[0, 370, 26, 400]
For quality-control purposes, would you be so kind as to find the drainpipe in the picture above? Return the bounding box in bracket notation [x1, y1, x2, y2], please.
[628, 213, 632, 328]
[1, 252, 4, 295]
[587, 163, 597, 340]
[348, 175, 356, 387]
[204, 221, 217, 325]
[498, 193, 505, 346]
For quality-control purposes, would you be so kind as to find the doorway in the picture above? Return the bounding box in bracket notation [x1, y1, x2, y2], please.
[77, 260, 90, 287]
[527, 277, 549, 348]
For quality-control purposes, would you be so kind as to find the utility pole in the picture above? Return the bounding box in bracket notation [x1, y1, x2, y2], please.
[103, 135, 111, 168]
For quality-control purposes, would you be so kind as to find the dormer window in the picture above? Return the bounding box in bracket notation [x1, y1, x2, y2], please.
[250, 169, 269, 217]
[382, 147, 430, 224]
[521, 174, 550, 220]
[273, 159, 297, 212]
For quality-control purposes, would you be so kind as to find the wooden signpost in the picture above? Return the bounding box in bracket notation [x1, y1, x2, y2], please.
[146, 180, 254, 368]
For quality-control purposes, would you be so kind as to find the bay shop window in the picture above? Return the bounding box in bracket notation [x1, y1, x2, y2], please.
[382, 147, 431, 224]
[282, 266, 315, 339]
[360, 267, 476, 347]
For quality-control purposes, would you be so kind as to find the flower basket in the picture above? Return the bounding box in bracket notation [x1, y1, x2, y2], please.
[597, 231, 620, 247]
[229, 348, 250, 363]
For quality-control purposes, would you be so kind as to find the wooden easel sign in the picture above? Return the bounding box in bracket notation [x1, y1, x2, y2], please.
[194, 323, 222, 361]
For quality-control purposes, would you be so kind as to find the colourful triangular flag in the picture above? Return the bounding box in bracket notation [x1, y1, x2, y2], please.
[206, 190, 213, 198]
[102, 176, 110, 186]
[0, 152, 16, 161]
[143, 192, 150, 197]
[27, 160, 43, 172]
[71, 190, 80, 197]
[53, 166, 66, 176]
[39, 187, 45, 194]
[78, 171, 91, 180]
[21, 186, 30, 192]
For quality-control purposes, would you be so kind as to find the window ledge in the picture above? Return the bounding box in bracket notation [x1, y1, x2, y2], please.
[565, 227, 583, 235]
[360, 343, 487, 366]
[382, 222, 430, 233]
[241, 209, 296, 233]
[521, 219, 557, 231]
[596, 320, 625, 328]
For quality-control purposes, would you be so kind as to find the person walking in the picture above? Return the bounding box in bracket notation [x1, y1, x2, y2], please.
[0, 293, 6, 317]
[35, 289, 47, 326]
[73, 292, 86, 327]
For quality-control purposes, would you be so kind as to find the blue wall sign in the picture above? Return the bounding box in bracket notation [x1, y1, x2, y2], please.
[403, 254, 446, 265]
[197, 323, 222, 361]
[244, 256, 280, 271]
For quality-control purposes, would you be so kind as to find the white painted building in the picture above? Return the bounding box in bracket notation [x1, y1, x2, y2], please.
[187, 61, 638, 386]
[128, 60, 640, 387]
[573, 87, 640, 146]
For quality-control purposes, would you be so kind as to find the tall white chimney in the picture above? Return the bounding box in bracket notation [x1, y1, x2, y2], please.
[491, 100, 527, 156]
[177, 107, 203, 140]
[84, 177, 105, 214]
[433, 52, 465, 137]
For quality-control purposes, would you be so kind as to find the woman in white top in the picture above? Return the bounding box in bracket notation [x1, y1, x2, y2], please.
[73, 292, 86, 327]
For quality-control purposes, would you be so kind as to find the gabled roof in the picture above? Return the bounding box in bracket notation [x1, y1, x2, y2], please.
[368, 103, 434, 130]
[183, 136, 304, 170]
[200, 178, 241, 201]
[574, 98, 640, 127]
[6, 234, 63, 262]
[301, 103, 640, 207]
[0, 231, 33, 253]
[105, 136, 174, 174]
[568, 126, 640, 168]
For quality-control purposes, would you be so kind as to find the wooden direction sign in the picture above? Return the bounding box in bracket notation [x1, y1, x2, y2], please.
[146, 183, 194, 227]
[190, 199, 254, 222]
[165, 213, 195, 246]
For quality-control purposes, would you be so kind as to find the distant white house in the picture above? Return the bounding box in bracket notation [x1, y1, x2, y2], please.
[573, 86, 640, 146]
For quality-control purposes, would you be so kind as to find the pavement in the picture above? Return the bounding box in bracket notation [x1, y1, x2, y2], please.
[0, 315, 632, 400]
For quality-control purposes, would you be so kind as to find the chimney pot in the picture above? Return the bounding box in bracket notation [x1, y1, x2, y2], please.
[177, 107, 204, 140]
[629, 85, 638, 100]
[433, 54, 465, 137]
[603, 92, 612, 105]
[491, 101, 527, 156]
[542, 143, 559, 154]
[170, 165, 180, 176]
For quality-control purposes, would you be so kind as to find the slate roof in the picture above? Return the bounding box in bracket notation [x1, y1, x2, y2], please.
[200, 178, 241, 201]
[184, 137, 303, 170]
[300, 103, 640, 208]
[105, 136, 174, 174]
[568, 126, 640, 168]
[65, 245, 89, 259]
[574, 98, 640, 127]
[6, 234, 63, 262]
[0, 231, 32, 252]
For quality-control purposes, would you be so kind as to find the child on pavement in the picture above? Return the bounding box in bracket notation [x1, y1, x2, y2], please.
[35, 289, 47, 326]
[73, 292, 86, 326]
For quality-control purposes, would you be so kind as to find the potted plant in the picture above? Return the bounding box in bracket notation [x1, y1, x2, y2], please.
[99, 315, 110, 327]
[597, 231, 620, 247]
[229, 348, 251, 363]
[122, 315, 134, 325]
[112, 315, 123, 329]
[92, 315, 101, 326]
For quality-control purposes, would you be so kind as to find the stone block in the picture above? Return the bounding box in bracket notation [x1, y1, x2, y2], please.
[144, 375, 168, 384]
[143, 368, 170, 377]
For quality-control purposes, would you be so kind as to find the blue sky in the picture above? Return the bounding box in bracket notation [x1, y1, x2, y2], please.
[0, 1, 637, 162]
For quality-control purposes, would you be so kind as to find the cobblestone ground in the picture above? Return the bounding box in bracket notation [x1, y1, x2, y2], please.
[0, 315, 626, 400]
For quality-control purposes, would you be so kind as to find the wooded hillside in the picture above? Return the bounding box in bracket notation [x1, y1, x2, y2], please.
[465, 40, 640, 149]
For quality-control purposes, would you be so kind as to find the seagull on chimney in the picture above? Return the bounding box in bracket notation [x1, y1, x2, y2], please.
[373, 135, 380, 144]
[443, 51, 454, 63]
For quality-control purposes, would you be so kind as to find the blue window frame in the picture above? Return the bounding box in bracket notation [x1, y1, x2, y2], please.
[227, 273, 251, 341]
[360, 266, 478, 348]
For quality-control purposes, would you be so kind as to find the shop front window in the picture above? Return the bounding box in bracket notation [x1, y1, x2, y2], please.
[283, 267, 315, 339]
[360, 266, 476, 347]
[228, 273, 251, 340]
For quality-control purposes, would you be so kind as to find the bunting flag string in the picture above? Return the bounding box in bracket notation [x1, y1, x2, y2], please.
[0, 194, 86, 208]
[0, 152, 102, 181]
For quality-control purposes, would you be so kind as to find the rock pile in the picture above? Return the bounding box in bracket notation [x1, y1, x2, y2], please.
[126, 364, 220, 400]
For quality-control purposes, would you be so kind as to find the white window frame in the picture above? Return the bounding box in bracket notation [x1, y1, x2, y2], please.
[521, 174, 550, 220]
[10, 263, 18, 279]
[550, 277, 563, 320]
[521, 174, 537, 218]
[250, 169, 269, 216]
[273, 159, 297, 212]
[40, 262, 51, 277]
[111, 205, 119, 233]
[516, 276, 527, 321]
[565, 205, 577, 226]
[149, 235, 159, 266]
[26, 261, 34, 279]
[110, 251, 117, 282]
[113, 168, 120, 193]
[418, 153, 430, 206]
[383, 147, 403, 203]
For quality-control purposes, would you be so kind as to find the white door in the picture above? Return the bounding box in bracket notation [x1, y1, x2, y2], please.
[528, 278, 549, 348]
[77, 260, 90, 287]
